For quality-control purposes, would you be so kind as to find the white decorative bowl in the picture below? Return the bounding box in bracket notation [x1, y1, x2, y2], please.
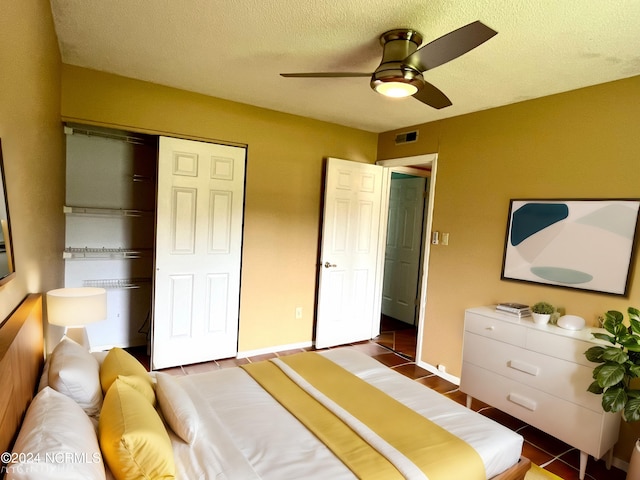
[557, 315, 585, 331]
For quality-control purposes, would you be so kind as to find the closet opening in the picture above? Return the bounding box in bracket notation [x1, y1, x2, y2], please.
[62, 123, 158, 352]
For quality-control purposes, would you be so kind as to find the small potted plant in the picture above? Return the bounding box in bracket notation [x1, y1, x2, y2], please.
[531, 301, 554, 325]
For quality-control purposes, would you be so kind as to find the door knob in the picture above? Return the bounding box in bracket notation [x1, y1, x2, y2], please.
[324, 261, 337, 268]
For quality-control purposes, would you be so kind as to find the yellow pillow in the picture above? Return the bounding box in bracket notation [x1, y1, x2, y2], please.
[99, 379, 175, 480]
[117, 374, 156, 406]
[100, 347, 152, 395]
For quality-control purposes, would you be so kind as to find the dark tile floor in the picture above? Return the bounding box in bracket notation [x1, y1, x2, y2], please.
[374, 315, 418, 360]
[129, 335, 627, 480]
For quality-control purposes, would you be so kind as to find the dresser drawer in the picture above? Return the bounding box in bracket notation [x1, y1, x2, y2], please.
[464, 311, 526, 347]
[526, 328, 596, 367]
[460, 363, 620, 459]
[462, 333, 601, 411]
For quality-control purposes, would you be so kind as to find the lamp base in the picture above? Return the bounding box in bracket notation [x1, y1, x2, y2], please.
[64, 327, 91, 350]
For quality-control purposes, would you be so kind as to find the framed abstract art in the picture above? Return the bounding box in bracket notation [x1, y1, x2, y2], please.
[501, 199, 640, 296]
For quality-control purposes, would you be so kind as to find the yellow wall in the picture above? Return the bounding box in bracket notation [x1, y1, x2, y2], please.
[60, 65, 378, 352]
[4, 0, 640, 465]
[378, 74, 640, 460]
[0, 1, 64, 327]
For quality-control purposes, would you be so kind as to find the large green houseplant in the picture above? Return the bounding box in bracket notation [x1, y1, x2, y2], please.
[585, 307, 640, 422]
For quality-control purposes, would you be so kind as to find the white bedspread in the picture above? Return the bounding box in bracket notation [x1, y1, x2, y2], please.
[170, 348, 523, 479]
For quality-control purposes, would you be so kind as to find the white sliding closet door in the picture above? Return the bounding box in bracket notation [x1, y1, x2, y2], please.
[152, 136, 246, 369]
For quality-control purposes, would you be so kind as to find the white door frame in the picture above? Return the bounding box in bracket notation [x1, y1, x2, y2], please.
[375, 153, 438, 367]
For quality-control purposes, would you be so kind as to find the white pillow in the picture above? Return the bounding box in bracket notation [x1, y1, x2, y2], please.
[48, 336, 102, 417]
[155, 372, 198, 444]
[7, 387, 106, 480]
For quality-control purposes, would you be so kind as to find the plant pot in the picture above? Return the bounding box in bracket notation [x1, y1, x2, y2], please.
[531, 313, 551, 325]
[627, 439, 640, 480]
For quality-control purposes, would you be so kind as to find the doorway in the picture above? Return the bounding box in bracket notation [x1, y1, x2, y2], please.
[374, 154, 436, 360]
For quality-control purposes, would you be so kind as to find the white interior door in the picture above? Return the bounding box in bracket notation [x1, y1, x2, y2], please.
[315, 158, 384, 349]
[152, 136, 245, 369]
[381, 175, 427, 324]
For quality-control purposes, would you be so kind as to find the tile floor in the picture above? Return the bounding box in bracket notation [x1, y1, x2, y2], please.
[130, 338, 627, 480]
[373, 315, 418, 360]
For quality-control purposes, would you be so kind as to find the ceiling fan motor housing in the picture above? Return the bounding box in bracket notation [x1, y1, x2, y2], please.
[370, 29, 425, 94]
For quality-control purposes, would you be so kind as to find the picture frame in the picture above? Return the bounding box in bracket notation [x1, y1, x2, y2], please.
[501, 199, 640, 296]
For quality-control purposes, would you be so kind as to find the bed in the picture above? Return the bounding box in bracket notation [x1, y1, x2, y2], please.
[1, 294, 530, 479]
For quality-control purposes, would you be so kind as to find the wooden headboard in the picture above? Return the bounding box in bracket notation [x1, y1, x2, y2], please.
[0, 294, 43, 457]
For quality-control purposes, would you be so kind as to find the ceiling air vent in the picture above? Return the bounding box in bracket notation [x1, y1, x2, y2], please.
[395, 130, 418, 145]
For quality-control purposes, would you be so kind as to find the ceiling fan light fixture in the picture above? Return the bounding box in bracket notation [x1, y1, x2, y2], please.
[281, 21, 496, 110]
[374, 81, 418, 98]
[371, 68, 424, 98]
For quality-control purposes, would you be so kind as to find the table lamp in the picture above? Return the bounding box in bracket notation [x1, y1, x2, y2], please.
[46, 287, 107, 349]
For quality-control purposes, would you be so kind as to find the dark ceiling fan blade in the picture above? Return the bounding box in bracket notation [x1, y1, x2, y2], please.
[280, 72, 372, 78]
[405, 21, 497, 72]
[412, 81, 452, 109]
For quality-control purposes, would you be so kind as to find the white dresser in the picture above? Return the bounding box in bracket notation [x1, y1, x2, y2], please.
[460, 306, 620, 480]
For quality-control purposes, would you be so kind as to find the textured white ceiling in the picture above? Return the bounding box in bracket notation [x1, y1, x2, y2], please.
[49, 0, 640, 133]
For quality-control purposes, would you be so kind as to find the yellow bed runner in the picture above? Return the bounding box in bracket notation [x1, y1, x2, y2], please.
[241, 352, 485, 480]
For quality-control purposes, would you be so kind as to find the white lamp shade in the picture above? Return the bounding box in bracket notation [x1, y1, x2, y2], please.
[46, 287, 107, 327]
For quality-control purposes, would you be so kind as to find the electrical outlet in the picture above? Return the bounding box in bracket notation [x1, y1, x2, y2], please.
[437, 364, 446, 373]
[295, 307, 303, 319]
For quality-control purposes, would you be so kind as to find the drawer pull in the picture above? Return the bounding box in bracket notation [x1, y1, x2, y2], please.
[508, 393, 537, 411]
[485, 326, 495, 331]
[508, 360, 540, 376]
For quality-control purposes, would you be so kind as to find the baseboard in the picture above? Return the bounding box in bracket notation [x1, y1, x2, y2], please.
[612, 456, 628, 473]
[237, 341, 313, 359]
[91, 340, 147, 353]
[416, 359, 461, 385]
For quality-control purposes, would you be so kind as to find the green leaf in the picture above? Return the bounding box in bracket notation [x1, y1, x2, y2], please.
[593, 364, 604, 379]
[584, 346, 605, 363]
[596, 364, 626, 388]
[606, 310, 624, 323]
[620, 335, 640, 349]
[602, 347, 628, 363]
[629, 364, 640, 378]
[627, 389, 640, 399]
[628, 308, 640, 336]
[602, 386, 627, 413]
[615, 323, 629, 338]
[627, 342, 640, 353]
[624, 396, 640, 422]
[591, 332, 616, 345]
[587, 380, 603, 394]
[604, 310, 623, 335]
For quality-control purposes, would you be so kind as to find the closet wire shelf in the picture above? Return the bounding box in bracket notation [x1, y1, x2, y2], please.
[82, 278, 152, 290]
[64, 205, 153, 217]
[63, 247, 152, 260]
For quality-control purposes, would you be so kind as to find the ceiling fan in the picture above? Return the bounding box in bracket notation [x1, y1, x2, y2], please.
[281, 21, 497, 109]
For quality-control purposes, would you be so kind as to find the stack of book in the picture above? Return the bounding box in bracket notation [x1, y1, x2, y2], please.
[496, 302, 531, 318]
